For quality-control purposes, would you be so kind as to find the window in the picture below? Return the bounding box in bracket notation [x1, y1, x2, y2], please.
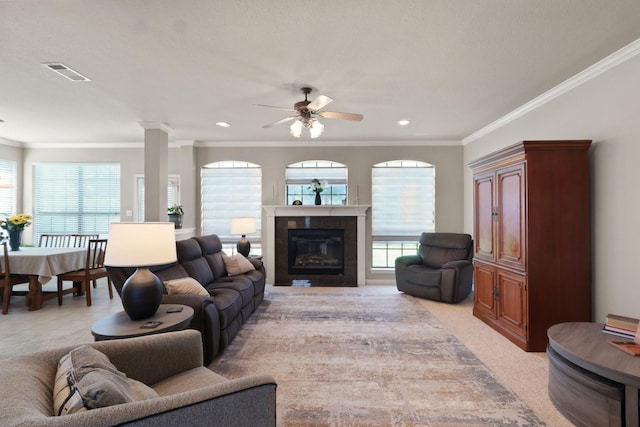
[286, 160, 347, 205]
[0, 159, 17, 217]
[371, 160, 435, 268]
[201, 161, 262, 256]
[33, 163, 120, 242]
[135, 175, 180, 221]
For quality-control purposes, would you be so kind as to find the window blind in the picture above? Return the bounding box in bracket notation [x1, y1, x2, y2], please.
[201, 162, 261, 240]
[371, 160, 435, 237]
[0, 159, 16, 216]
[33, 163, 120, 240]
[136, 175, 180, 221]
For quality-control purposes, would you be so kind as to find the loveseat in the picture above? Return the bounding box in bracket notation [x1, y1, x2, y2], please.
[0, 329, 277, 426]
[106, 234, 266, 364]
[395, 232, 474, 303]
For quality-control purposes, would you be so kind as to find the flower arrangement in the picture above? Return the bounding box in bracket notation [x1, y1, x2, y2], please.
[309, 179, 328, 194]
[167, 204, 184, 215]
[1, 213, 33, 232]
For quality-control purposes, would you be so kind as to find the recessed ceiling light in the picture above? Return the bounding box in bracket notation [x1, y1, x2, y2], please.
[397, 119, 410, 126]
[216, 122, 231, 128]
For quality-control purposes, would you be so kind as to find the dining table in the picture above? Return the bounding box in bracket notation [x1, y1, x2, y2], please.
[2, 246, 87, 311]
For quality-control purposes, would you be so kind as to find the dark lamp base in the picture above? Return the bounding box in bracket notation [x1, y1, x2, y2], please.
[121, 267, 163, 320]
[237, 236, 251, 257]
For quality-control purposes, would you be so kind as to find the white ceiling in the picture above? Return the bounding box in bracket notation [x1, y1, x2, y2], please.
[2, 0, 640, 145]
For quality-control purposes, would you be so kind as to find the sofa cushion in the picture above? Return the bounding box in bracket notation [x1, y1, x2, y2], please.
[53, 345, 158, 416]
[222, 253, 256, 276]
[164, 277, 209, 297]
[195, 235, 228, 279]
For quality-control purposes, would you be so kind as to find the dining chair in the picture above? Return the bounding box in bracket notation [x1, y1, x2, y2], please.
[1, 241, 31, 315]
[56, 239, 113, 306]
[38, 233, 73, 247]
[71, 233, 99, 248]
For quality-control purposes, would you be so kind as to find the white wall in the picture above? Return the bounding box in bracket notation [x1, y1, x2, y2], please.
[463, 51, 640, 322]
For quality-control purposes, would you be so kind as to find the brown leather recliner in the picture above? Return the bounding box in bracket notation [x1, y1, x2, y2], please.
[395, 232, 473, 303]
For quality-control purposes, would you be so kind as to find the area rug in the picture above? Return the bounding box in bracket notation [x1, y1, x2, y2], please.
[211, 286, 545, 426]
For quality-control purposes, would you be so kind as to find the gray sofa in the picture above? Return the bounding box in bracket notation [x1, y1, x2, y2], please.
[395, 232, 474, 303]
[0, 329, 277, 427]
[107, 234, 266, 364]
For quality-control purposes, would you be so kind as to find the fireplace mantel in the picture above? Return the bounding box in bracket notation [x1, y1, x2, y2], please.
[263, 205, 370, 285]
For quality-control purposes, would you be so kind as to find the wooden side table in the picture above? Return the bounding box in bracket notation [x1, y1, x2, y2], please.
[92, 304, 194, 341]
[548, 322, 640, 427]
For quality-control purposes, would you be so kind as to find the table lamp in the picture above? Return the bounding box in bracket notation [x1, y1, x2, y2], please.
[231, 217, 256, 257]
[104, 222, 177, 320]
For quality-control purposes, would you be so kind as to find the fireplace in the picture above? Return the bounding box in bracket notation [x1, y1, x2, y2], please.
[263, 205, 369, 286]
[288, 229, 344, 275]
[274, 215, 358, 286]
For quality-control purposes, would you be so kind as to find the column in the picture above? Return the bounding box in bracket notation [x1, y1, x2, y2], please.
[140, 122, 170, 222]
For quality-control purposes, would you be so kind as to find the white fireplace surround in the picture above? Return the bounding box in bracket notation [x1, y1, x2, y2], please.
[263, 205, 370, 285]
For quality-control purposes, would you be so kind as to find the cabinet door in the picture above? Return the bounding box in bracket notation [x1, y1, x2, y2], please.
[496, 163, 526, 270]
[473, 262, 497, 319]
[496, 270, 527, 338]
[473, 171, 495, 262]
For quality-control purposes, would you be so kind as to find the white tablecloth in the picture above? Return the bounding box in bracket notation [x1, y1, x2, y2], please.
[4, 247, 86, 284]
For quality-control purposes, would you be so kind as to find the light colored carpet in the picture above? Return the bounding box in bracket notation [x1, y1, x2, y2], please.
[212, 286, 546, 426]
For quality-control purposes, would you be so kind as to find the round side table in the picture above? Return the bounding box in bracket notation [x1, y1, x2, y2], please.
[92, 304, 194, 341]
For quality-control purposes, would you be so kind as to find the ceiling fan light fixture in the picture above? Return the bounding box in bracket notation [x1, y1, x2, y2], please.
[290, 120, 303, 138]
[309, 119, 324, 139]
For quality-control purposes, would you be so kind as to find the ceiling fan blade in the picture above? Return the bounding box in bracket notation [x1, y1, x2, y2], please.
[262, 116, 298, 128]
[318, 111, 364, 121]
[254, 104, 298, 113]
[307, 95, 333, 111]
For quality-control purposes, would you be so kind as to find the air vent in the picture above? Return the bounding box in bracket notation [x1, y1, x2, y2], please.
[42, 62, 91, 82]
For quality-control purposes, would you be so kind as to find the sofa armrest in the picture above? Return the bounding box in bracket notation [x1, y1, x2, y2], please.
[440, 260, 474, 303]
[395, 255, 422, 269]
[441, 259, 472, 270]
[160, 294, 221, 363]
[121, 375, 277, 427]
[93, 330, 203, 386]
[40, 374, 277, 427]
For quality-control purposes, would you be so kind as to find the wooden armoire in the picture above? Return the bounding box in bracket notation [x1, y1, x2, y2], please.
[469, 140, 592, 351]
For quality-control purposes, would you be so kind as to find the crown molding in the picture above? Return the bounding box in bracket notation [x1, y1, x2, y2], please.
[0, 137, 24, 148]
[139, 122, 172, 133]
[463, 37, 640, 145]
[194, 139, 462, 148]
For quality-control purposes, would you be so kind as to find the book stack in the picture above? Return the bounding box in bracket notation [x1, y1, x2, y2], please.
[603, 313, 640, 339]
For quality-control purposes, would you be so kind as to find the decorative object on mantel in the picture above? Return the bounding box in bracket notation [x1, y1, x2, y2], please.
[231, 217, 257, 257]
[104, 222, 177, 320]
[167, 204, 184, 229]
[0, 213, 32, 251]
[309, 179, 327, 205]
[292, 200, 302, 206]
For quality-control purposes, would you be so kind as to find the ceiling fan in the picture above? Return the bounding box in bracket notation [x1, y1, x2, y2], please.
[256, 87, 363, 138]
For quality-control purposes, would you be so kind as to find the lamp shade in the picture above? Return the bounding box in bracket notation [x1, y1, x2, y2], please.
[105, 222, 177, 320]
[230, 217, 256, 235]
[104, 222, 177, 267]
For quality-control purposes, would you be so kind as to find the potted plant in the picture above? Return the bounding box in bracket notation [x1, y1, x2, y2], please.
[309, 179, 327, 205]
[1, 213, 33, 251]
[167, 205, 184, 229]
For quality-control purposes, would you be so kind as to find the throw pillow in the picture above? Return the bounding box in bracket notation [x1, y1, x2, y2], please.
[221, 252, 256, 276]
[53, 345, 158, 416]
[164, 277, 209, 296]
